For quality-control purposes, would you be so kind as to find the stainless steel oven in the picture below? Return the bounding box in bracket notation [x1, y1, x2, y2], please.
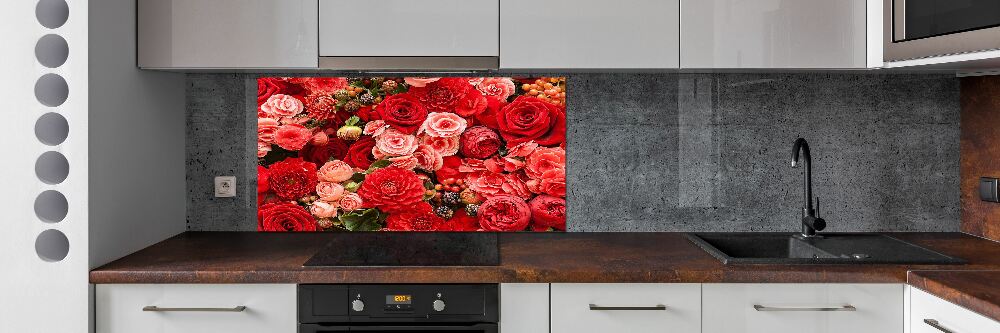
[884, 0, 1000, 61]
[299, 284, 499, 333]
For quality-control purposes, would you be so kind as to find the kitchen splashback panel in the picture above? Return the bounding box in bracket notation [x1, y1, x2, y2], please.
[256, 77, 566, 232]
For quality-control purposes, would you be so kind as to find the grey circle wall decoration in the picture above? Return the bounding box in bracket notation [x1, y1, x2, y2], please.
[35, 151, 69, 184]
[36, 0, 69, 29]
[35, 112, 69, 145]
[34, 73, 69, 107]
[35, 34, 69, 68]
[34, 190, 68, 223]
[35, 229, 70, 262]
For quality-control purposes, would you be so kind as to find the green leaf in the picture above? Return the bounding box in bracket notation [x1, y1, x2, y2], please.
[349, 172, 366, 183]
[340, 208, 385, 231]
[365, 160, 392, 174]
[344, 116, 361, 127]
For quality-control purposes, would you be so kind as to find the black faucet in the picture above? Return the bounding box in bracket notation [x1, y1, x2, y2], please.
[791, 138, 826, 237]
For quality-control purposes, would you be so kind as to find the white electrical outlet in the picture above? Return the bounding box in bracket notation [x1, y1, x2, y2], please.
[214, 176, 236, 197]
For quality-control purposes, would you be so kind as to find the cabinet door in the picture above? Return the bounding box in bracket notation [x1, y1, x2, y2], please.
[550, 283, 700, 333]
[319, 0, 499, 57]
[96, 284, 297, 333]
[500, 284, 549, 333]
[681, 0, 869, 68]
[138, 0, 318, 69]
[500, 0, 680, 69]
[910, 287, 1000, 333]
[702, 284, 903, 333]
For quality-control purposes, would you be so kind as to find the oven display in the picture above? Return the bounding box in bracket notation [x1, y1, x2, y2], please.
[386, 295, 412, 304]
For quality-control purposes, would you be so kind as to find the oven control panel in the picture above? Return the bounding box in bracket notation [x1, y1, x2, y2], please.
[299, 284, 498, 324]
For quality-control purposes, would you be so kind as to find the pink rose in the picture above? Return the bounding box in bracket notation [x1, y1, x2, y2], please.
[363, 120, 390, 137]
[413, 144, 444, 171]
[465, 171, 505, 198]
[260, 94, 304, 118]
[257, 141, 271, 158]
[525, 146, 566, 179]
[339, 192, 363, 211]
[316, 182, 346, 202]
[274, 124, 312, 151]
[258, 118, 280, 143]
[508, 141, 538, 158]
[389, 154, 419, 170]
[419, 112, 468, 138]
[375, 128, 419, 156]
[310, 200, 339, 218]
[318, 160, 354, 183]
[502, 172, 532, 199]
[311, 131, 329, 146]
[420, 135, 460, 156]
[404, 77, 441, 87]
[486, 155, 525, 173]
[476, 77, 517, 102]
[459, 158, 489, 173]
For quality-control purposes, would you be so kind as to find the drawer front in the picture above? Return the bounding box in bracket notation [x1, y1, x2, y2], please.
[551, 283, 700, 333]
[96, 284, 296, 333]
[910, 287, 1000, 333]
[703, 283, 903, 333]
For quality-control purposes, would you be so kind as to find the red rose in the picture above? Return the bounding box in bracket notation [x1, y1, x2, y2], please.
[455, 91, 488, 117]
[258, 78, 305, 104]
[301, 136, 349, 165]
[385, 202, 446, 231]
[257, 202, 318, 232]
[409, 78, 473, 112]
[475, 98, 504, 130]
[257, 165, 269, 193]
[267, 158, 319, 200]
[495, 96, 566, 147]
[478, 194, 532, 231]
[436, 156, 464, 181]
[376, 93, 429, 134]
[344, 136, 377, 169]
[357, 167, 426, 212]
[448, 208, 481, 231]
[460, 126, 502, 159]
[529, 195, 566, 231]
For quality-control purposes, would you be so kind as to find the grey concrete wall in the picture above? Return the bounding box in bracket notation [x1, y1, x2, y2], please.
[186, 73, 960, 232]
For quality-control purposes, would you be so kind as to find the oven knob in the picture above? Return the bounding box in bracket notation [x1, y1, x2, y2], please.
[351, 299, 365, 312]
[432, 299, 446, 312]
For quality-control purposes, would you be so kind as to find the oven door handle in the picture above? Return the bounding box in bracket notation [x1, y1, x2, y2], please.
[347, 323, 498, 332]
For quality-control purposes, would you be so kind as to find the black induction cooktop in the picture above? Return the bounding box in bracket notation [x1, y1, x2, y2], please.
[302, 232, 500, 267]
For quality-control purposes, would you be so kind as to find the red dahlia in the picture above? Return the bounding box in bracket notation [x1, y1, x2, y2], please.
[257, 202, 318, 232]
[385, 202, 446, 231]
[267, 157, 319, 201]
[356, 167, 426, 212]
[305, 93, 339, 121]
[528, 195, 566, 231]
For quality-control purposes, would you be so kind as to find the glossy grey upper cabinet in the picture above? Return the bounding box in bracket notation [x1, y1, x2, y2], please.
[138, 0, 318, 69]
[318, 0, 499, 70]
[680, 0, 880, 69]
[501, 0, 680, 69]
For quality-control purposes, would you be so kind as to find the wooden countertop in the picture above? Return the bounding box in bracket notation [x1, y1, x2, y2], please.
[908, 270, 1000, 322]
[91, 232, 1000, 284]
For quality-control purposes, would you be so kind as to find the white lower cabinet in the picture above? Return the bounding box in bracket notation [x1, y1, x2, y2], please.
[910, 287, 1000, 333]
[702, 284, 904, 333]
[550, 283, 701, 333]
[96, 284, 297, 333]
[500, 283, 550, 333]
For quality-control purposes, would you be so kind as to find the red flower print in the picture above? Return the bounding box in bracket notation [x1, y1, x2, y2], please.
[258, 78, 305, 104]
[257, 165, 269, 193]
[274, 124, 313, 151]
[495, 96, 566, 147]
[529, 195, 566, 231]
[448, 208, 481, 231]
[385, 202, 446, 231]
[344, 136, 377, 169]
[267, 158, 319, 200]
[478, 194, 532, 231]
[357, 167, 426, 213]
[460, 126, 502, 159]
[301, 136, 350, 165]
[409, 77, 473, 112]
[258, 202, 318, 232]
[376, 93, 429, 134]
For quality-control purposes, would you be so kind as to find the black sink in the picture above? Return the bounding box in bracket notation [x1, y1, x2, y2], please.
[686, 233, 965, 265]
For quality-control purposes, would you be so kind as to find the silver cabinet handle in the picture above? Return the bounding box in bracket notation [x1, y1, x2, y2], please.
[589, 304, 667, 311]
[924, 319, 955, 333]
[753, 304, 856, 312]
[143, 306, 247, 312]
